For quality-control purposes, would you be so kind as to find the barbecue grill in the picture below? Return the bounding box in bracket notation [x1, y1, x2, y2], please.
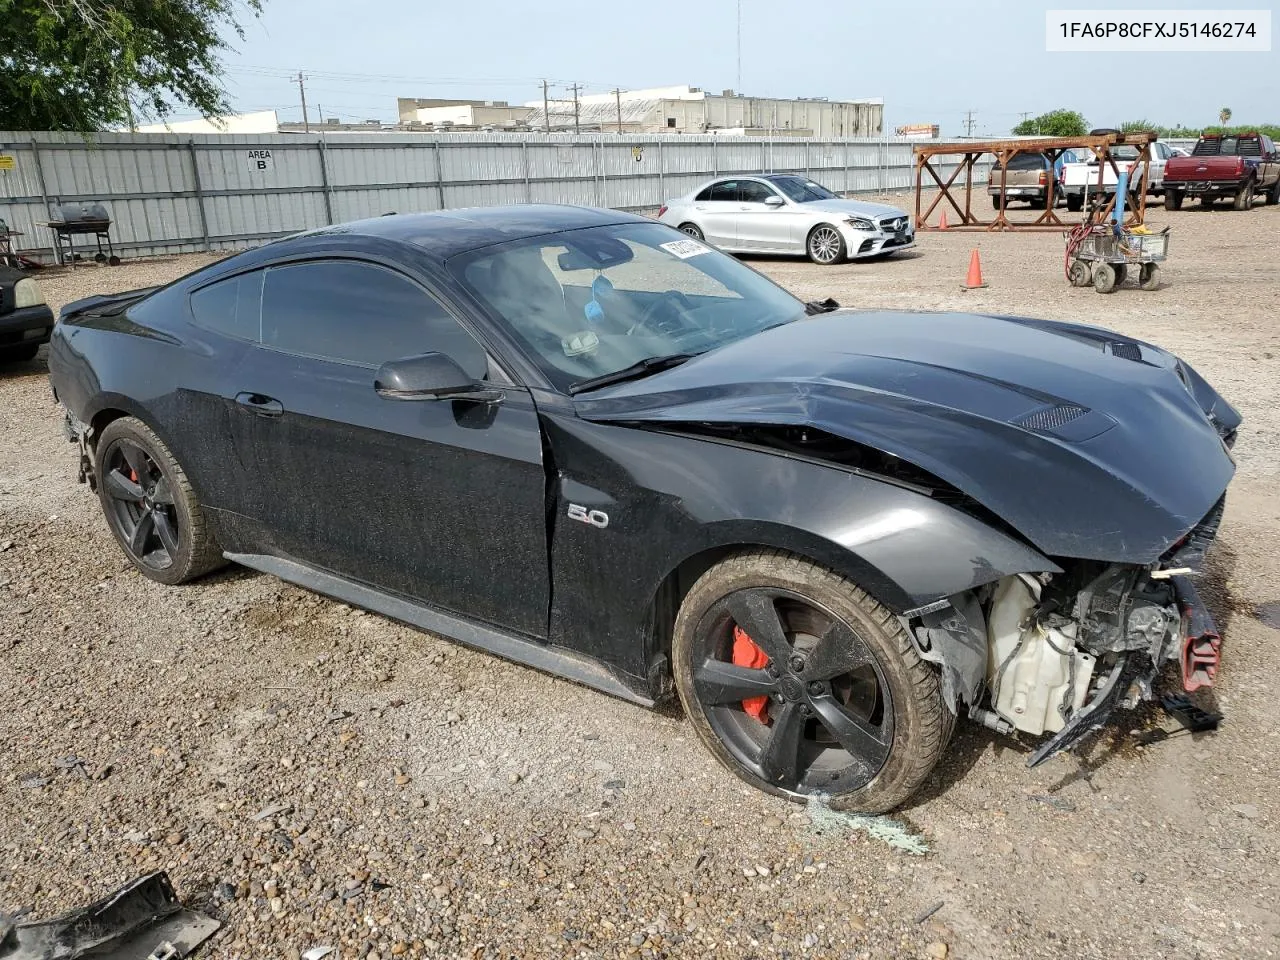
[47, 202, 120, 266]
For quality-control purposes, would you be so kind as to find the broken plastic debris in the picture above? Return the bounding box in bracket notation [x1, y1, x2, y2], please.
[0, 871, 219, 960]
[252, 802, 294, 822]
[804, 794, 929, 856]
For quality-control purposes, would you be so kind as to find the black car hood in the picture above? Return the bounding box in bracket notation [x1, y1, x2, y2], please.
[573, 311, 1240, 563]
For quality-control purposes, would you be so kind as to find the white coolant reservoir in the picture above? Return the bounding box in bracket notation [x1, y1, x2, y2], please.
[986, 576, 1096, 735]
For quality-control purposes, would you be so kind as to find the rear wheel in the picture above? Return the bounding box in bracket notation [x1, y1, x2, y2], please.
[1139, 262, 1160, 291]
[1067, 259, 1092, 287]
[94, 417, 225, 585]
[1165, 190, 1184, 211]
[0, 343, 40, 363]
[672, 551, 952, 814]
[806, 225, 846, 265]
[1066, 194, 1084, 213]
[990, 193, 1005, 210]
[678, 222, 704, 241]
[1232, 179, 1256, 211]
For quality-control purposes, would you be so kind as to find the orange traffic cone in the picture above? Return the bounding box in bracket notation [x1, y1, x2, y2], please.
[961, 248, 987, 290]
[938, 210, 949, 230]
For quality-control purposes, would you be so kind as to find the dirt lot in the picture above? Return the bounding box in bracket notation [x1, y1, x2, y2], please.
[3, 196, 1279, 960]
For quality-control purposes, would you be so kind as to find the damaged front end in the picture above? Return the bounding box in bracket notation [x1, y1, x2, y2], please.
[910, 499, 1225, 767]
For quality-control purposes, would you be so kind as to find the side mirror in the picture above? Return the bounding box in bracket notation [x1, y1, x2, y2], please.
[374, 353, 503, 403]
[764, 195, 786, 208]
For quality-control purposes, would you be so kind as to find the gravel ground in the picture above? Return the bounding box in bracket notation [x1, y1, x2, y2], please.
[2, 195, 1279, 960]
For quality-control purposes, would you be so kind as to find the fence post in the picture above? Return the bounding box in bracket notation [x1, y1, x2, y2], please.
[317, 137, 334, 224]
[187, 140, 212, 252]
[522, 139, 532, 203]
[658, 139, 665, 203]
[843, 139, 850, 195]
[432, 139, 446, 210]
[598, 136, 607, 206]
[29, 138, 53, 259]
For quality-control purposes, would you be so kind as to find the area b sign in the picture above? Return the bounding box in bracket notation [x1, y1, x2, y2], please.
[246, 148, 274, 171]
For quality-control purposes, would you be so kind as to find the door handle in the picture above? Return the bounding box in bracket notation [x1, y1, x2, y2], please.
[235, 392, 284, 417]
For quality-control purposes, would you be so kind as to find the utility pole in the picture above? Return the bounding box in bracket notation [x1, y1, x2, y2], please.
[569, 82, 581, 134]
[963, 110, 976, 138]
[614, 88, 623, 134]
[736, 0, 742, 92]
[296, 71, 310, 133]
[542, 79, 551, 133]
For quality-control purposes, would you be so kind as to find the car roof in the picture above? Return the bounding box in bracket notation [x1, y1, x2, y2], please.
[297, 204, 647, 260]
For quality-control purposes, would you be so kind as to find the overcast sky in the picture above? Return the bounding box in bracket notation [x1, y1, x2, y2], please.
[215, 0, 1276, 135]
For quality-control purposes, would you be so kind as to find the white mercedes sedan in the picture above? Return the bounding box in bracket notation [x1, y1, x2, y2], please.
[656, 173, 915, 265]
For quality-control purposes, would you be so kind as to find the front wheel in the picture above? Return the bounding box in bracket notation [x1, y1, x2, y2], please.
[678, 222, 704, 241]
[1266, 180, 1280, 206]
[94, 417, 226, 585]
[672, 551, 952, 814]
[1067, 259, 1092, 287]
[1092, 261, 1119, 294]
[806, 225, 846, 265]
[1165, 190, 1184, 211]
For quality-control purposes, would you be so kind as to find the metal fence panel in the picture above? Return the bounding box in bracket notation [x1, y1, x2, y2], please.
[0, 130, 991, 259]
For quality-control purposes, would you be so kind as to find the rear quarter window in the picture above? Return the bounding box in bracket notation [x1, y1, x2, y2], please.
[189, 272, 263, 342]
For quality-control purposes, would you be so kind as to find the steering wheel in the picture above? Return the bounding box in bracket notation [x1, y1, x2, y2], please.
[628, 290, 696, 339]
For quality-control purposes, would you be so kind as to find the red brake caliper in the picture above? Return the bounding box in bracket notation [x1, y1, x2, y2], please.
[732, 625, 770, 723]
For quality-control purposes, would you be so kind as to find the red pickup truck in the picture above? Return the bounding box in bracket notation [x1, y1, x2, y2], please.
[1164, 133, 1280, 210]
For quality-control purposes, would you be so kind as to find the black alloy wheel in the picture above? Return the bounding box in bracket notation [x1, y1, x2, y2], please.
[101, 438, 181, 571]
[691, 587, 893, 794]
[93, 416, 225, 585]
[673, 552, 951, 813]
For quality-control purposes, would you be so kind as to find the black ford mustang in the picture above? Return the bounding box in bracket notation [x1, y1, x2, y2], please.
[48, 206, 1239, 813]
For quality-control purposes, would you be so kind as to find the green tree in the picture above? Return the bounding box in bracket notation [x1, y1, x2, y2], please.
[1011, 109, 1088, 137]
[1219, 107, 1232, 126]
[0, 0, 261, 131]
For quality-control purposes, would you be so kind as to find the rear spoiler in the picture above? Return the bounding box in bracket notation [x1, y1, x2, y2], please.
[59, 286, 159, 322]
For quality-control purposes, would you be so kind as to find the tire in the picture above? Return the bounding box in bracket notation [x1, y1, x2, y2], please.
[806, 224, 846, 265]
[990, 193, 1005, 210]
[678, 223, 704, 241]
[1067, 259, 1092, 287]
[1232, 179, 1255, 211]
[1266, 180, 1280, 206]
[0, 343, 40, 363]
[672, 550, 953, 814]
[1092, 262, 1118, 294]
[1139, 262, 1160, 291]
[94, 416, 225, 585]
[1165, 190, 1184, 211]
[1066, 194, 1084, 213]
[1199, 195, 1215, 209]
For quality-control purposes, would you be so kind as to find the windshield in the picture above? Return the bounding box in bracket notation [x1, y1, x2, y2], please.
[768, 176, 838, 203]
[451, 221, 806, 393]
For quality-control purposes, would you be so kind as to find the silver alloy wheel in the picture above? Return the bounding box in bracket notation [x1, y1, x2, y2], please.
[809, 226, 842, 264]
[681, 224, 704, 239]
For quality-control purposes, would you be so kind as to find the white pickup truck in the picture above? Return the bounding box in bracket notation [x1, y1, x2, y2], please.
[1060, 141, 1176, 212]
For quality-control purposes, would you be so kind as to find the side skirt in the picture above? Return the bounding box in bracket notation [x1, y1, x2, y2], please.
[225, 552, 656, 708]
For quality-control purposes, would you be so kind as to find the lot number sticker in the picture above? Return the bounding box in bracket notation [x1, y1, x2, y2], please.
[247, 148, 274, 171]
[660, 238, 709, 259]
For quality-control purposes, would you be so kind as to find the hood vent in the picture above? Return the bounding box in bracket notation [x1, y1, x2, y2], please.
[1014, 404, 1088, 433]
[1108, 341, 1143, 362]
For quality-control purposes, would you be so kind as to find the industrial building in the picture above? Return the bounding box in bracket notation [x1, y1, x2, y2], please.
[396, 98, 533, 130]
[523, 86, 883, 137]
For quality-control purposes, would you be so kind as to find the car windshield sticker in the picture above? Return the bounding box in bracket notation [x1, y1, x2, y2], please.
[660, 238, 710, 259]
[561, 330, 600, 357]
